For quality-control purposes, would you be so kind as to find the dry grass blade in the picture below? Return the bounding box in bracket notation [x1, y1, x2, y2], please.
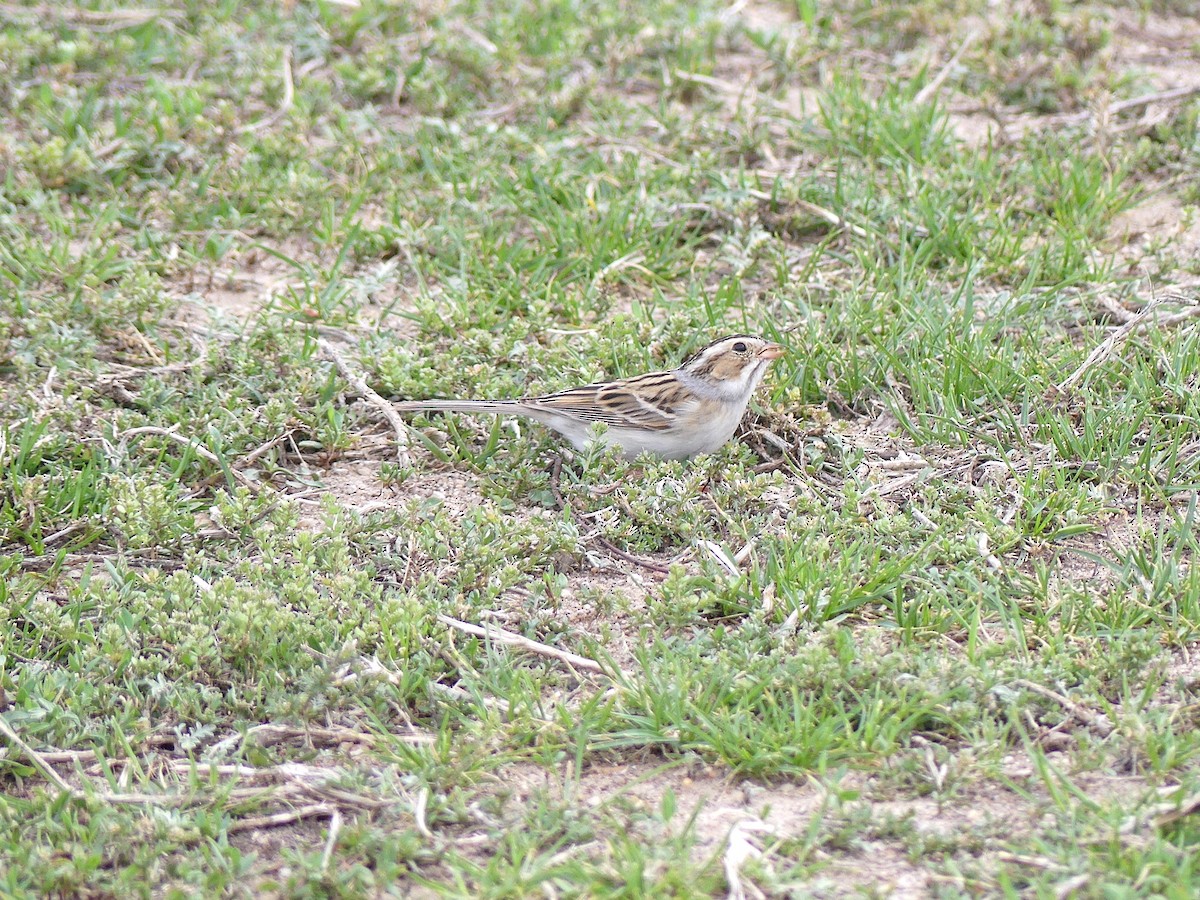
[438, 614, 612, 676]
[1013, 679, 1114, 737]
[227, 802, 338, 834]
[318, 338, 412, 465]
[119, 425, 262, 492]
[913, 30, 979, 105]
[0, 715, 192, 805]
[237, 48, 295, 135]
[1054, 296, 1199, 393]
[723, 819, 775, 900]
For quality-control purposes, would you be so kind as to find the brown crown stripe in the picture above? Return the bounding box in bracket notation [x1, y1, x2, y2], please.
[681, 334, 760, 367]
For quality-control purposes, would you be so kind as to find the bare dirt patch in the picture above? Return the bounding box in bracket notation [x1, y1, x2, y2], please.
[1110, 9, 1200, 89]
[319, 457, 486, 520]
[1108, 193, 1200, 289]
[174, 242, 313, 324]
[535, 753, 1068, 897]
[171, 235, 425, 344]
[1156, 646, 1200, 713]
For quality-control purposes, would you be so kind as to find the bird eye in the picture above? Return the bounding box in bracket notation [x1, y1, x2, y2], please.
[732, 341, 748, 353]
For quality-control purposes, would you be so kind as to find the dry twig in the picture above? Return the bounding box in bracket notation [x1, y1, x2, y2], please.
[119, 425, 262, 492]
[747, 186, 870, 239]
[1054, 296, 1199, 393]
[438, 614, 611, 676]
[320, 808, 343, 875]
[0, 4, 179, 30]
[975, 533, 1004, 573]
[227, 802, 337, 833]
[0, 715, 190, 805]
[318, 338, 412, 465]
[237, 49, 295, 135]
[1012, 679, 1114, 737]
[1119, 789, 1200, 835]
[724, 818, 775, 900]
[0, 715, 79, 796]
[1146, 791, 1200, 829]
[239, 428, 300, 466]
[548, 456, 674, 574]
[914, 30, 979, 105]
[207, 723, 387, 759]
[1066, 84, 1200, 126]
[413, 787, 434, 839]
[591, 534, 673, 574]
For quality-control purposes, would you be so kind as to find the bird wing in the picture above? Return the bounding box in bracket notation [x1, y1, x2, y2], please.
[526, 372, 687, 431]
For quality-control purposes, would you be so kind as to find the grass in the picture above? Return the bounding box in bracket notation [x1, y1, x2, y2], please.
[2, 0, 1200, 895]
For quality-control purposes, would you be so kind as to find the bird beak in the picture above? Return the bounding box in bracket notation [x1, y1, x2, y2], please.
[757, 342, 786, 360]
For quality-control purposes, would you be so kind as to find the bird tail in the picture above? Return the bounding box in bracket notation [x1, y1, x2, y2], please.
[393, 399, 525, 417]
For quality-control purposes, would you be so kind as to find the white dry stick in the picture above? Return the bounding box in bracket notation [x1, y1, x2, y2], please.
[206, 723, 386, 760]
[909, 506, 937, 530]
[724, 818, 775, 900]
[747, 186, 871, 240]
[975, 533, 1004, 573]
[1125, 790, 1200, 831]
[1107, 84, 1200, 116]
[318, 338, 412, 465]
[591, 250, 650, 288]
[2, 5, 182, 30]
[788, 199, 872, 239]
[697, 539, 740, 578]
[0, 715, 78, 797]
[120, 425, 261, 492]
[413, 786, 434, 839]
[237, 48, 294, 135]
[437, 614, 610, 676]
[1054, 874, 1091, 899]
[914, 30, 979, 105]
[873, 471, 921, 498]
[0, 715, 190, 806]
[773, 607, 801, 640]
[1013, 679, 1114, 737]
[733, 538, 757, 566]
[320, 808, 343, 876]
[1055, 296, 1188, 393]
[39, 522, 89, 548]
[1155, 306, 1200, 329]
[227, 803, 337, 834]
[1049, 84, 1200, 129]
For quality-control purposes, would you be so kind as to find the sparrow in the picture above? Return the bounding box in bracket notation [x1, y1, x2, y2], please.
[393, 334, 785, 460]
